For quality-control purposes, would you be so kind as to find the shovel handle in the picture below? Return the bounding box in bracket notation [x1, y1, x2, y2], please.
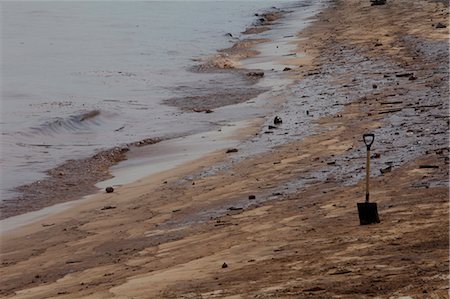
[363, 133, 375, 150]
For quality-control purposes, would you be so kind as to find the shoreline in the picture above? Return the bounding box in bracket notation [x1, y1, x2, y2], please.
[1, 6, 290, 220]
[1, 0, 448, 298]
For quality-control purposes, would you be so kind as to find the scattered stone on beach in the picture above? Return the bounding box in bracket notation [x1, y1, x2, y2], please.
[222, 262, 228, 269]
[274, 116, 283, 125]
[106, 187, 114, 193]
[101, 205, 116, 210]
[418, 165, 439, 169]
[246, 71, 264, 77]
[380, 166, 392, 174]
[395, 72, 414, 78]
[268, 125, 277, 130]
[435, 22, 446, 29]
[283, 67, 292, 71]
[370, 0, 386, 5]
[248, 195, 256, 200]
[371, 153, 381, 159]
[228, 206, 243, 211]
[304, 286, 326, 292]
[226, 148, 239, 153]
[372, 83, 378, 89]
[193, 108, 214, 113]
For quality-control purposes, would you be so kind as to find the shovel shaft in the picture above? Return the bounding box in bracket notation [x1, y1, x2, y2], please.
[366, 149, 370, 202]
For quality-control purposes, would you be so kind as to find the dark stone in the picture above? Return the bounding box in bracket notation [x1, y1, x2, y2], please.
[435, 22, 447, 29]
[283, 67, 292, 71]
[106, 187, 114, 193]
[222, 262, 228, 268]
[370, 0, 386, 5]
[371, 153, 381, 159]
[303, 286, 325, 292]
[268, 125, 277, 130]
[226, 148, 238, 153]
[395, 72, 414, 78]
[246, 71, 264, 77]
[228, 206, 243, 211]
[380, 165, 392, 174]
[372, 84, 378, 89]
[274, 116, 282, 125]
[248, 195, 256, 200]
[101, 205, 116, 210]
[418, 165, 439, 169]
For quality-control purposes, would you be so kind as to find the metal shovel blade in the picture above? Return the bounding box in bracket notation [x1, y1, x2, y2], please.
[357, 202, 380, 225]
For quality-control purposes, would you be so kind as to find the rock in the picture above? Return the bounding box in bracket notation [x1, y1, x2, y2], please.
[370, 0, 386, 5]
[283, 67, 292, 71]
[193, 108, 214, 113]
[248, 195, 256, 200]
[222, 262, 228, 268]
[304, 286, 325, 292]
[371, 153, 381, 159]
[418, 165, 439, 169]
[268, 125, 277, 130]
[435, 22, 446, 29]
[274, 116, 282, 125]
[395, 72, 414, 78]
[375, 42, 383, 47]
[246, 71, 264, 77]
[101, 205, 116, 210]
[225, 32, 233, 37]
[226, 148, 238, 153]
[106, 187, 114, 193]
[372, 84, 378, 89]
[380, 165, 392, 174]
[409, 75, 417, 80]
[228, 206, 243, 211]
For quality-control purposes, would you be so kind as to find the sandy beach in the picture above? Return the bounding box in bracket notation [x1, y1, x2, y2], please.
[1, 0, 449, 298]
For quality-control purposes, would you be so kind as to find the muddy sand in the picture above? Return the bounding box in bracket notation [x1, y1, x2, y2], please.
[1, 0, 449, 298]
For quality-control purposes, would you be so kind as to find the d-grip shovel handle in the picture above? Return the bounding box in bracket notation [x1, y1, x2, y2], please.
[363, 133, 375, 150]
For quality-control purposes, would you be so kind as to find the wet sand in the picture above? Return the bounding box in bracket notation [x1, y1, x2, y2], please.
[1, 0, 449, 298]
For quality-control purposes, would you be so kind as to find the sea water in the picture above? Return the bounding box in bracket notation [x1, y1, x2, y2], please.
[0, 0, 319, 200]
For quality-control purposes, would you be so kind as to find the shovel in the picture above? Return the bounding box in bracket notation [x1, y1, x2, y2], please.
[357, 133, 380, 225]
